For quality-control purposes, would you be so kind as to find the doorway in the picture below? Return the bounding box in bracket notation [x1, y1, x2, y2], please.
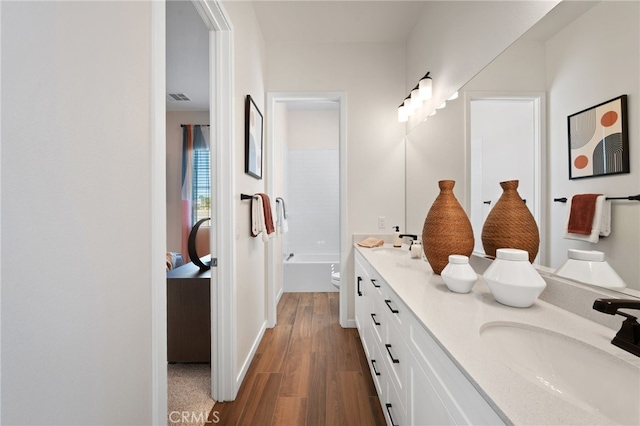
[165, 0, 213, 417]
[266, 93, 348, 328]
[152, 0, 235, 421]
[467, 93, 545, 263]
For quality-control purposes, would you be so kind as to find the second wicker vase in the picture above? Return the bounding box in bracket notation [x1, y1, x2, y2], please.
[422, 180, 475, 275]
[481, 180, 539, 263]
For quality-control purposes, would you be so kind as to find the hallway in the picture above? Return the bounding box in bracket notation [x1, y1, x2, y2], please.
[211, 292, 385, 425]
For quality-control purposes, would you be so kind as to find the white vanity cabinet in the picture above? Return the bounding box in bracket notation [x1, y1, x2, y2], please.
[354, 250, 505, 426]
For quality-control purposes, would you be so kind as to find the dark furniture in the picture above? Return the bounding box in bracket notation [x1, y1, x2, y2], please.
[167, 259, 211, 362]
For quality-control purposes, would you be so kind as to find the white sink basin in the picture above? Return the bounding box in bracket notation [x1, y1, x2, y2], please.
[480, 321, 640, 425]
[371, 247, 406, 256]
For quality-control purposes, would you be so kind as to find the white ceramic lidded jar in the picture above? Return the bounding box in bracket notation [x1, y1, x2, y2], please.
[441, 255, 478, 293]
[483, 248, 546, 308]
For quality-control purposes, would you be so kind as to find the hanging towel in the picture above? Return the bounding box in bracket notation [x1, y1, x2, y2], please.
[564, 194, 611, 243]
[275, 198, 289, 234]
[276, 197, 288, 219]
[251, 193, 275, 242]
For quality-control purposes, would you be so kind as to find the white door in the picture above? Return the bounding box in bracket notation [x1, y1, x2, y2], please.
[469, 98, 540, 259]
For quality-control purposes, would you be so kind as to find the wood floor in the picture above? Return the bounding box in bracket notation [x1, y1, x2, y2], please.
[209, 292, 385, 425]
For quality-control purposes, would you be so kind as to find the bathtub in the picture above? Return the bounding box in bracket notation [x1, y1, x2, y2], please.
[283, 253, 340, 292]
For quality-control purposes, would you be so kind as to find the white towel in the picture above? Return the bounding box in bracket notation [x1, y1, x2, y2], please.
[251, 196, 274, 242]
[276, 198, 288, 234]
[563, 195, 611, 243]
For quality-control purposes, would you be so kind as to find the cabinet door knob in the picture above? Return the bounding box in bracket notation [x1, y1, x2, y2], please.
[370, 278, 380, 288]
[371, 313, 380, 326]
[385, 344, 400, 364]
[371, 359, 381, 376]
[357, 276, 362, 296]
[385, 404, 399, 426]
[385, 299, 399, 314]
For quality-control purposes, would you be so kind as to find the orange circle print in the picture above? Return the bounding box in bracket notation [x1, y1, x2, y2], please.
[601, 111, 618, 127]
[574, 155, 589, 169]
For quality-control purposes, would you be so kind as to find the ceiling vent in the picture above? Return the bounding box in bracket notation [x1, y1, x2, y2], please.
[167, 93, 191, 101]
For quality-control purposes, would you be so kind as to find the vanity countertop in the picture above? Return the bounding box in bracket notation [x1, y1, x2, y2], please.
[355, 244, 640, 425]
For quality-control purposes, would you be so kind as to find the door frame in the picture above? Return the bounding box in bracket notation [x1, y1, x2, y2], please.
[464, 91, 547, 265]
[152, 0, 236, 420]
[265, 92, 348, 327]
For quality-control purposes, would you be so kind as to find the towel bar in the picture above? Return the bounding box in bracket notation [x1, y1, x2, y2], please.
[240, 193, 257, 200]
[554, 194, 640, 203]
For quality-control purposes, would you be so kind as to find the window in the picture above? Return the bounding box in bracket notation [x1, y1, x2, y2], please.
[192, 148, 210, 223]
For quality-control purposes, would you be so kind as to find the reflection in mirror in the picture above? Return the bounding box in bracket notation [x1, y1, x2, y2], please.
[405, 0, 639, 295]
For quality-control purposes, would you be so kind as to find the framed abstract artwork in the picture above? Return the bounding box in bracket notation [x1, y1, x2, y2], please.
[567, 95, 628, 179]
[245, 95, 263, 179]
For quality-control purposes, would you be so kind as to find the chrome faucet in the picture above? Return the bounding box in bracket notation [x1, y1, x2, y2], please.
[593, 298, 640, 357]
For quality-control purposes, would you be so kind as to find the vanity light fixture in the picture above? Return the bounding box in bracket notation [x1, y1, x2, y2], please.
[403, 96, 414, 115]
[398, 103, 409, 123]
[410, 84, 422, 109]
[397, 71, 433, 122]
[419, 72, 433, 100]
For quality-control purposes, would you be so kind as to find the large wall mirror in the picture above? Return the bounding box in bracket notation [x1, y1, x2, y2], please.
[406, 0, 640, 294]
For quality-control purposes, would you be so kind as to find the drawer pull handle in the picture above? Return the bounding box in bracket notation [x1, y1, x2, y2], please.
[371, 359, 381, 376]
[370, 278, 380, 288]
[357, 277, 362, 296]
[371, 313, 380, 326]
[385, 344, 400, 364]
[385, 403, 399, 426]
[385, 299, 399, 314]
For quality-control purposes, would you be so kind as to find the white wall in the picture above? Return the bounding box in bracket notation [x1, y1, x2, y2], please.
[546, 1, 639, 287]
[166, 111, 210, 254]
[222, 0, 269, 382]
[266, 41, 406, 321]
[1, 2, 155, 424]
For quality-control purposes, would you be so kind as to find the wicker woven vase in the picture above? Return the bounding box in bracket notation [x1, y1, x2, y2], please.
[481, 180, 539, 263]
[422, 180, 475, 275]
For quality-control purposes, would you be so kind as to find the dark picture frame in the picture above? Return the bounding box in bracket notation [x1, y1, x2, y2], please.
[567, 94, 629, 180]
[245, 95, 263, 179]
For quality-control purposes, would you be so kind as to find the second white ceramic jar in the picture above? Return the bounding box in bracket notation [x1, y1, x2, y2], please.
[483, 248, 546, 308]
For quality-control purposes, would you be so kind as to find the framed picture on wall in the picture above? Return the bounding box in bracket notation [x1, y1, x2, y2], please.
[567, 95, 629, 179]
[245, 95, 263, 179]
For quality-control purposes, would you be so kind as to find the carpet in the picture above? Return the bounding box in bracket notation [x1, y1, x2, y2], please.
[168, 363, 216, 426]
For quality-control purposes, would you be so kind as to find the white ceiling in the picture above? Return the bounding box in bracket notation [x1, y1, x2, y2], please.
[251, 1, 426, 43]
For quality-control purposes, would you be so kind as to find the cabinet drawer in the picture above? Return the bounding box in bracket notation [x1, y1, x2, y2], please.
[370, 295, 385, 345]
[383, 374, 407, 426]
[383, 318, 407, 413]
[366, 331, 386, 397]
[373, 271, 408, 334]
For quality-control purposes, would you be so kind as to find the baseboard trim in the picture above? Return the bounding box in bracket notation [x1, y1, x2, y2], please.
[235, 320, 267, 392]
[345, 318, 357, 328]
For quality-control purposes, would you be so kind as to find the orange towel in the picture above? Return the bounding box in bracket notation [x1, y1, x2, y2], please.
[567, 194, 601, 235]
[258, 193, 275, 236]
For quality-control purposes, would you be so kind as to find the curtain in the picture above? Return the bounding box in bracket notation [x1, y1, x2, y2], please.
[181, 125, 210, 261]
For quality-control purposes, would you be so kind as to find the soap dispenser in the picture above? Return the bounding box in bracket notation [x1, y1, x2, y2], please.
[392, 226, 402, 247]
